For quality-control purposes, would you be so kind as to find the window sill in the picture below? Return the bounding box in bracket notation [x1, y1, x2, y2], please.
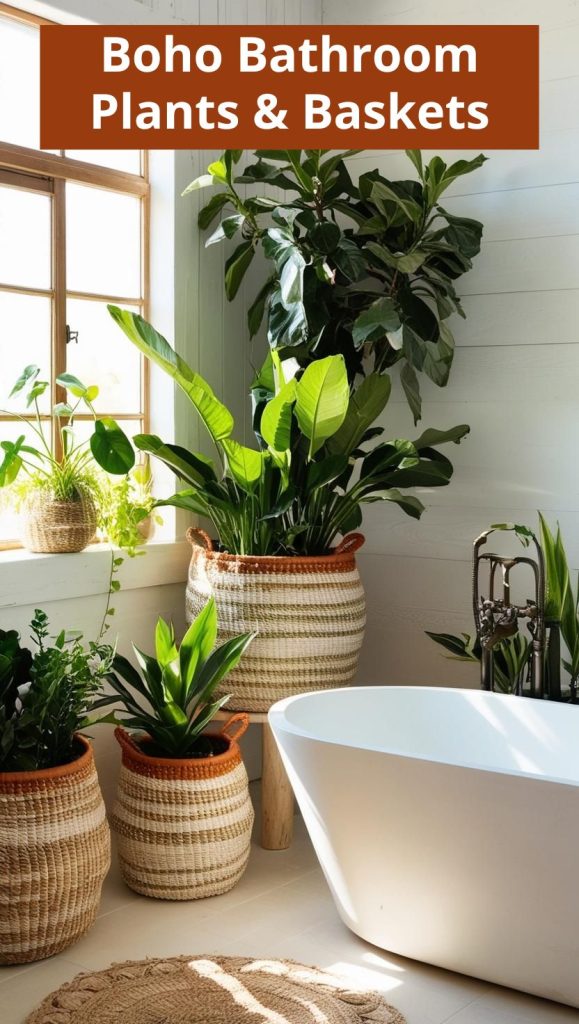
[0, 539, 191, 610]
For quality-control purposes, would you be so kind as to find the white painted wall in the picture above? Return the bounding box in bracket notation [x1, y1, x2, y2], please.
[318, 0, 579, 688]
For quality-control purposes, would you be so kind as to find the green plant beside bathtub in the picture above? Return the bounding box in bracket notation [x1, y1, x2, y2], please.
[100, 308, 469, 556]
[428, 515, 579, 702]
[92, 597, 254, 757]
[186, 148, 486, 423]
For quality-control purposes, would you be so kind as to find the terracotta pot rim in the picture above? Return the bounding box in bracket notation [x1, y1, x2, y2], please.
[115, 726, 242, 770]
[0, 733, 92, 785]
[186, 527, 365, 569]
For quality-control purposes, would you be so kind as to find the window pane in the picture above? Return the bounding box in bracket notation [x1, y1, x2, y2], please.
[0, 14, 40, 149]
[0, 186, 51, 289]
[66, 184, 141, 298]
[66, 299, 142, 412]
[0, 291, 52, 412]
[65, 150, 142, 175]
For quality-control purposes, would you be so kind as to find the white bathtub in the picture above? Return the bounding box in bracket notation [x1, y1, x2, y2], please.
[269, 686, 579, 1007]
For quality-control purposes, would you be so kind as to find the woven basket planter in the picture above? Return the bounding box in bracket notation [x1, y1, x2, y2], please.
[186, 529, 367, 712]
[21, 491, 97, 553]
[0, 736, 110, 964]
[111, 714, 254, 900]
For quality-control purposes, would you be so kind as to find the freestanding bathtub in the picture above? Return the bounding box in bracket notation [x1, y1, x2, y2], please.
[269, 686, 579, 1007]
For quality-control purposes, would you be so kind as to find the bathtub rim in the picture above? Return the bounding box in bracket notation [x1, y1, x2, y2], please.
[268, 685, 579, 790]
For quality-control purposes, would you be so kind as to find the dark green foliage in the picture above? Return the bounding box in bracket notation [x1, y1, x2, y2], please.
[0, 611, 114, 772]
[188, 149, 485, 423]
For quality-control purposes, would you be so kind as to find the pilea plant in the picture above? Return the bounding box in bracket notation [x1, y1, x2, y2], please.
[185, 148, 485, 422]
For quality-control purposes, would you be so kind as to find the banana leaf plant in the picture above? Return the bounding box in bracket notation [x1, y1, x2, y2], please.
[93, 597, 254, 758]
[185, 148, 486, 423]
[106, 306, 469, 557]
[0, 366, 134, 498]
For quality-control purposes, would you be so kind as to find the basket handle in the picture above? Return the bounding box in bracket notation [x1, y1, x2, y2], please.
[221, 712, 250, 744]
[186, 527, 214, 552]
[333, 532, 365, 555]
[114, 726, 142, 755]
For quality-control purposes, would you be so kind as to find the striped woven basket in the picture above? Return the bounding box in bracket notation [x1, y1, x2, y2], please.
[186, 530, 367, 712]
[21, 491, 97, 553]
[0, 736, 110, 964]
[111, 714, 254, 900]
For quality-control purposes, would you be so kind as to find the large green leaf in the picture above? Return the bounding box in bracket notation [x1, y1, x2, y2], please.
[221, 439, 265, 491]
[90, 418, 135, 475]
[108, 307, 234, 444]
[413, 424, 470, 450]
[9, 365, 39, 398]
[361, 488, 424, 520]
[224, 241, 255, 300]
[295, 355, 350, 458]
[179, 597, 218, 696]
[352, 297, 401, 348]
[134, 434, 216, 485]
[260, 379, 296, 452]
[0, 437, 25, 486]
[327, 373, 391, 456]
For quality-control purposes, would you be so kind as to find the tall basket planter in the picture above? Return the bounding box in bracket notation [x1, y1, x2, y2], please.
[0, 736, 110, 964]
[111, 714, 254, 900]
[186, 529, 367, 712]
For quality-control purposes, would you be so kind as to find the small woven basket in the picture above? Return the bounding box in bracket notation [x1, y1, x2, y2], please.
[186, 530, 367, 712]
[0, 736, 110, 964]
[20, 490, 97, 553]
[111, 714, 254, 900]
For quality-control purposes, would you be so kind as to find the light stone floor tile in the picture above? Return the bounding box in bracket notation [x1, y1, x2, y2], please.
[1, 804, 577, 1024]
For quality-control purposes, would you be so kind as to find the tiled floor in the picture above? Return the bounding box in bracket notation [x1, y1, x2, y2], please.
[1, 787, 578, 1024]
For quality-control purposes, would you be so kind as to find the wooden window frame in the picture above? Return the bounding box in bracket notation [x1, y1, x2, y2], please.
[0, 4, 151, 550]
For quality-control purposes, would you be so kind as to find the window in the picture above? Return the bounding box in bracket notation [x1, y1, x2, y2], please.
[0, 4, 150, 548]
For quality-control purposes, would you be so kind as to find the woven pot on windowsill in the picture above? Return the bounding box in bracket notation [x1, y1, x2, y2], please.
[20, 491, 97, 553]
[0, 735, 110, 964]
[185, 529, 367, 713]
[111, 714, 254, 901]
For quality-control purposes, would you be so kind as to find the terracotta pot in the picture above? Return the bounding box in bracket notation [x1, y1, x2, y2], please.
[0, 736, 110, 964]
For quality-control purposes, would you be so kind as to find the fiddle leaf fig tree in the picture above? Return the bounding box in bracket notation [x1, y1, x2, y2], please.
[185, 148, 486, 422]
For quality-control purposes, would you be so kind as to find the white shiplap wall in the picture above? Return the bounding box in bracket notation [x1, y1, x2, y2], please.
[320, 0, 579, 687]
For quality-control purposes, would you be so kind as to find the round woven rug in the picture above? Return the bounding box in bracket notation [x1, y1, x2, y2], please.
[25, 954, 406, 1024]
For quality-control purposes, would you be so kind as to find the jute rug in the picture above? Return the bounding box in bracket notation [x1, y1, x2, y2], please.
[25, 954, 406, 1023]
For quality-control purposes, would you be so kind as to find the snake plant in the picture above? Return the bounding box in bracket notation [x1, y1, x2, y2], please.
[93, 598, 254, 757]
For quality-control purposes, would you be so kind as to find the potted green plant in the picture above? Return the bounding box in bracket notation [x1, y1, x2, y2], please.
[102, 308, 468, 711]
[94, 598, 255, 899]
[0, 366, 134, 553]
[0, 611, 113, 963]
[427, 515, 579, 702]
[186, 148, 485, 422]
[99, 457, 161, 555]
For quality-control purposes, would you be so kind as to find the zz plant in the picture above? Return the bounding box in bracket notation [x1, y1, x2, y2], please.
[94, 597, 254, 758]
[185, 148, 485, 422]
[107, 306, 469, 557]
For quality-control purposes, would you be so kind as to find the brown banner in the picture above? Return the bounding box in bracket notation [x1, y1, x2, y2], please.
[40, 24, 539, 150]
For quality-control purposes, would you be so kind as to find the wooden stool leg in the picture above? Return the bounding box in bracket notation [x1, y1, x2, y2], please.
[261, 722, 294, 850]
